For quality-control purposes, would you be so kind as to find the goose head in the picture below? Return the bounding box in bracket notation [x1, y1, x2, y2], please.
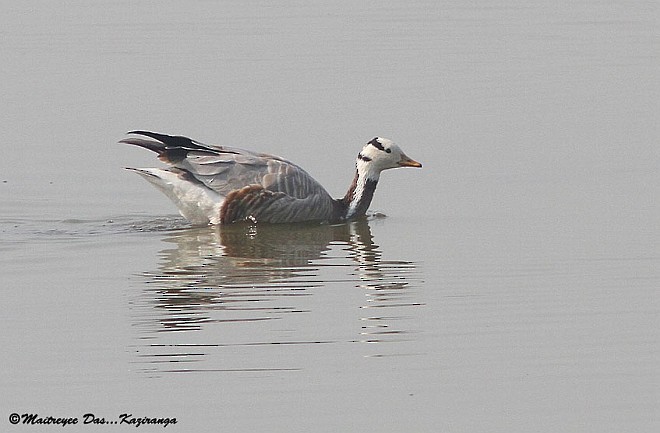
[339, 136, 422, 221]
[357, 137, 422, 179]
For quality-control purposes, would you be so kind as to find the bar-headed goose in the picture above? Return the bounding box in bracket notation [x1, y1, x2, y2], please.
[121, 131, 421, 225]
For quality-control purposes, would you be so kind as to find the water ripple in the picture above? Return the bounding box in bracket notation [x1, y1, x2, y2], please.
[129, 220, 424, 375]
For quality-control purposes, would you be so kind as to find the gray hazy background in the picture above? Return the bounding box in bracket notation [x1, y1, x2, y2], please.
[1, 1, 658, 432]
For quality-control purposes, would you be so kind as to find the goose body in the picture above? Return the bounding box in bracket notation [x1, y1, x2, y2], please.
[121, 131, 421, 225]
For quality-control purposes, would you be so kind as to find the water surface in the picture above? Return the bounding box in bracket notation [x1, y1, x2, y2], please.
[1, 1, 658, 432]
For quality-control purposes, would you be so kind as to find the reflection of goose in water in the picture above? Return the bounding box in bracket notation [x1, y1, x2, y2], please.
[344, 224, 424, 346]
[132, 219, 423, 373]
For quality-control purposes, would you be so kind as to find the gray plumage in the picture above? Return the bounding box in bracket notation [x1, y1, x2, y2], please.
[121, 131, 421, 225]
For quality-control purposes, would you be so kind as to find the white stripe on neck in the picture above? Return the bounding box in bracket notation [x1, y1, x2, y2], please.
[346, 163, 380, 219]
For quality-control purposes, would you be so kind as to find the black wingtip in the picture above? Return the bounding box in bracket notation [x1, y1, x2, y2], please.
[123, 130, 204, 150]
[126, 130, 173, 143]
[121, 130, 213, 163]
[119, 136, 168, 155]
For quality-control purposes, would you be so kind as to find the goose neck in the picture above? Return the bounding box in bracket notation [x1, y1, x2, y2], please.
[341, 169, 379, 220]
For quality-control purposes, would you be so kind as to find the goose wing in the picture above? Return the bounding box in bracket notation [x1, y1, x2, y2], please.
[122, 131, 338, 224]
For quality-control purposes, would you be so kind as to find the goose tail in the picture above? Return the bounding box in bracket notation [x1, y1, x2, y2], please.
[124, 167, 224, 225]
